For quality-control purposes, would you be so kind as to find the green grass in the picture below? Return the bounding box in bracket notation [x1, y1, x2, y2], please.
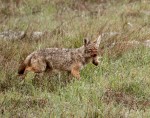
[0, 0, 150, 117]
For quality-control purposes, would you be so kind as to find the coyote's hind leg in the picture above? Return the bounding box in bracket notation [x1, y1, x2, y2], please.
[26, 57, 47, 73]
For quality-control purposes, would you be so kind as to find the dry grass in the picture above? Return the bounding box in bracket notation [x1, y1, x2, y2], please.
[0, 0, 150, 117]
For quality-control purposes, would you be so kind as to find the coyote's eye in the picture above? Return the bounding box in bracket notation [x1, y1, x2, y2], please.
[88, 48, 98, 57]
[91, 48, 97, 52]
[88, 49, 92, 52]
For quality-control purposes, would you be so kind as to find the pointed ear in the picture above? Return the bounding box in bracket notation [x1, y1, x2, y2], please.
[95, 35, 102, 47]
[84, 38, 89, 46]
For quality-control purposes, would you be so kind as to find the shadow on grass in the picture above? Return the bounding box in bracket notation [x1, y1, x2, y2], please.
[0, 72, 71, 94]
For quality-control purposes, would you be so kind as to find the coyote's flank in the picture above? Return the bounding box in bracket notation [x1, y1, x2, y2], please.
[18, 36, 102, 80]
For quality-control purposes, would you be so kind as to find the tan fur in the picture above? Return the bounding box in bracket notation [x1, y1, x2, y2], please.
[18, 36, 102, 80]
[71, 62, 82, 80]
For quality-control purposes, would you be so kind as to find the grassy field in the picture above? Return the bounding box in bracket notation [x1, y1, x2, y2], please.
[0, 0, 150, 117]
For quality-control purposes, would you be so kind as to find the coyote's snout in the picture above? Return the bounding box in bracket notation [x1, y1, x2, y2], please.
[18, 36, 102, 80]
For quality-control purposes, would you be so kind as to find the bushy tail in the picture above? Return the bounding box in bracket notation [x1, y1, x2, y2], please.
[18, 54, 32, 75]
[18, 62, 26, 75]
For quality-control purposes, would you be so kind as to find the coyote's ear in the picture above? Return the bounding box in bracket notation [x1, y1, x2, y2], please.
[84, 38, 90, 46]
[94, 35, 102, 47]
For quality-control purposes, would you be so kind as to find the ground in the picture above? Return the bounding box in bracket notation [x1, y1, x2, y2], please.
[0, 0, 150, 117]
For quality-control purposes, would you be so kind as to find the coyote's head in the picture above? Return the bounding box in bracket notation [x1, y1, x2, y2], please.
[84, 35, 102, 66]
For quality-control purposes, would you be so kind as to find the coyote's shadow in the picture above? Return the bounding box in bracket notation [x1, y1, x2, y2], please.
[31, 73, 71, 92]
[0, 72, 71, 94]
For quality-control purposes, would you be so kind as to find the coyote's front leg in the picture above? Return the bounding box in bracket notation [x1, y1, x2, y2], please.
[71, 63, 81, 80]
[71, 69, 80, 80]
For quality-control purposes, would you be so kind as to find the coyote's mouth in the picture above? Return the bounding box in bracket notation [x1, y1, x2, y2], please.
[92, 60, 99, 66]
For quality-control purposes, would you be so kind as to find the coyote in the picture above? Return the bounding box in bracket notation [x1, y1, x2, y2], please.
[18, 36, 101, 80]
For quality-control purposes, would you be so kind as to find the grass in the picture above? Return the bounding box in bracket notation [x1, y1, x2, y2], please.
[0, 0, 150, 117]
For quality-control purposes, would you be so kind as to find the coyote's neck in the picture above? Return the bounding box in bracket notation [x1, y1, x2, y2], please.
[76, 46, 85, 54]
[74, 46, 91, 65]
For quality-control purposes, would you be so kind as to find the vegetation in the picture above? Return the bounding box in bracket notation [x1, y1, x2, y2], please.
[0, 0, 150, 117]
